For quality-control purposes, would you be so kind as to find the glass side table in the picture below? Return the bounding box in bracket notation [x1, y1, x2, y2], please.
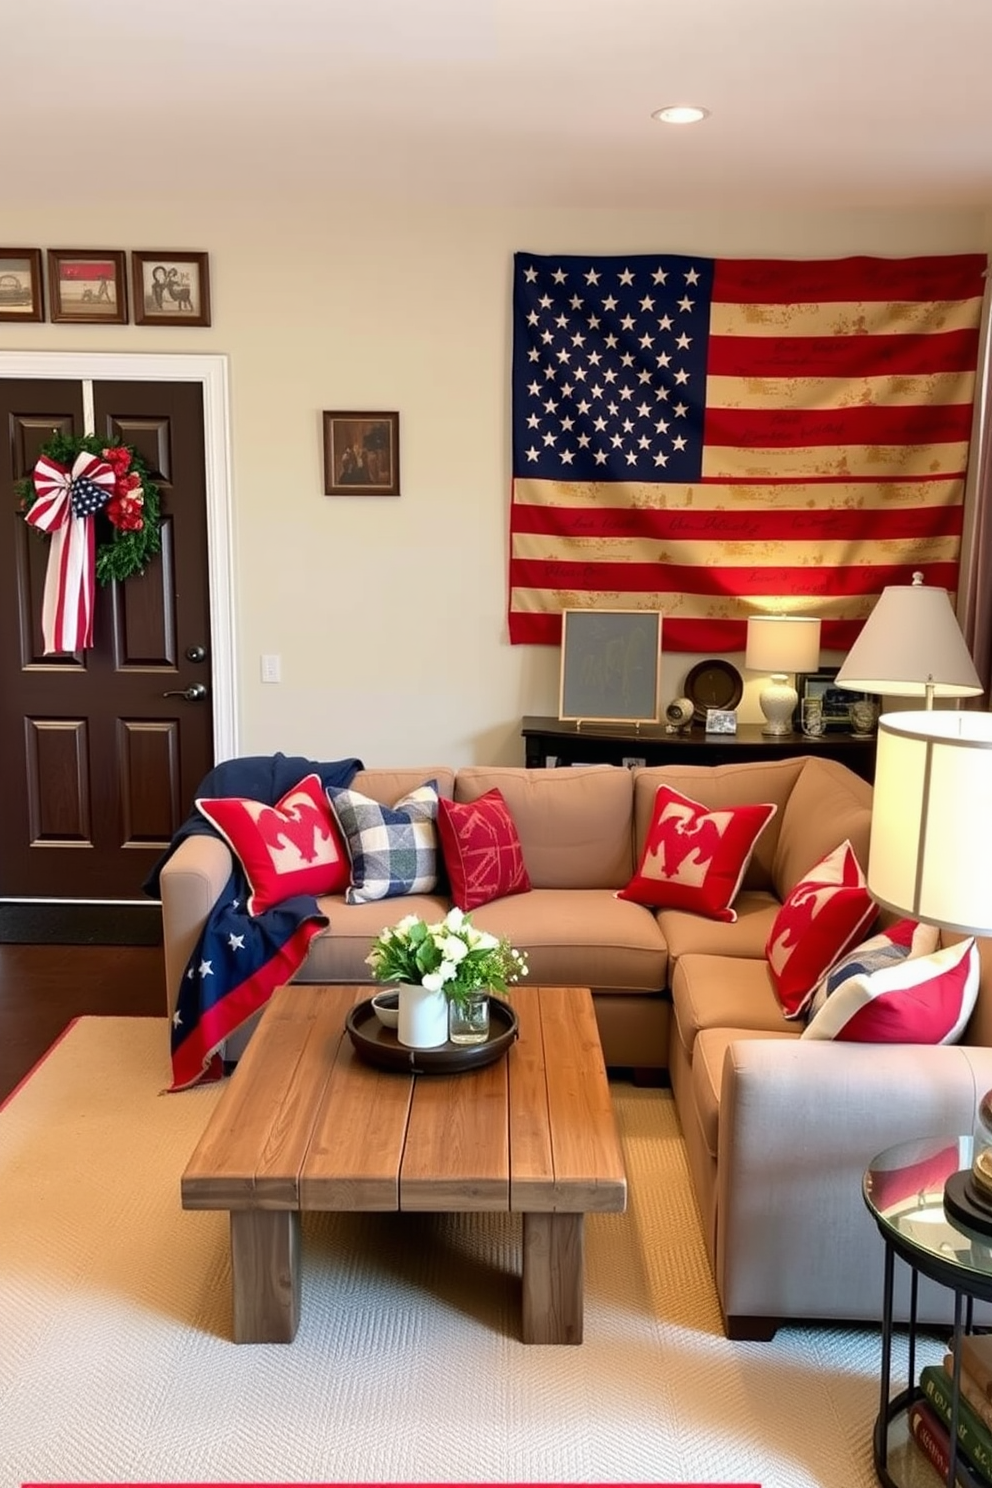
[863, 1136, 992, 1488]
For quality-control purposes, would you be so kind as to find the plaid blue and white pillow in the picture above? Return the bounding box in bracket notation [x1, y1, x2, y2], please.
[327, 780, 440, 904]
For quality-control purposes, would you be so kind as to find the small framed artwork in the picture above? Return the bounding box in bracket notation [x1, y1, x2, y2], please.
[558, 608, 663, 724]
[323, 411, 400, 496]
[132, 251, 211, 326]
[705, 708, 738, 735]
[794, 666, 876, 732]
[0, 249, 44, 322]
[48, 250, 127, 324]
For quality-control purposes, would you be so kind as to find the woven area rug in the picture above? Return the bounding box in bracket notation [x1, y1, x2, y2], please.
[0, 1017, 938, 1486]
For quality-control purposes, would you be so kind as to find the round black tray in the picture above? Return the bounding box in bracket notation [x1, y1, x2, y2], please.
[345, 995, 518, 1074]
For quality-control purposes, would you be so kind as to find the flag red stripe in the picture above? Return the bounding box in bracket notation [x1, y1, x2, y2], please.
[509, 557, 961, 598]
[510, 500, 963, 543]
[707, 328, 980, 378]
[712, 254, 987, 304]
[508, 611, 868, 652]
[703, 402, 974, 449]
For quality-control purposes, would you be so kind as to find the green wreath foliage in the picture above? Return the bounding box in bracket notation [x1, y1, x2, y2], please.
[17, 431, 162, 587]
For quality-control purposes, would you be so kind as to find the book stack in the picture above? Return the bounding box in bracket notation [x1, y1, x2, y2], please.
[911, 1335, 992, 1487]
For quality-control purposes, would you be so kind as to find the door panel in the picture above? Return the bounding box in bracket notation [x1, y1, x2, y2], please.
[0, 377, 214, 900]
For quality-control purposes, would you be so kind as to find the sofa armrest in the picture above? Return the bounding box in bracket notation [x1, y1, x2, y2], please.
[159, 834, 233, 1016]
[715, 1038, 992, 1324]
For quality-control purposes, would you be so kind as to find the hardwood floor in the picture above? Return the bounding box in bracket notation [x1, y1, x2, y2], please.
[0, 942, 167, 1104]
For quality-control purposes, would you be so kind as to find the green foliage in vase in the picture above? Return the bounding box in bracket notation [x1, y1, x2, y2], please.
[366, 908, 528, 1005]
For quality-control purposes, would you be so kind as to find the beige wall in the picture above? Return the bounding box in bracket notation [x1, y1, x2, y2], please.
[3, 198, 990, 768]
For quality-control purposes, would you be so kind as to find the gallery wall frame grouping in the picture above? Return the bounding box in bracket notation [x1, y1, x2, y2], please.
[0, 247, 211, 326]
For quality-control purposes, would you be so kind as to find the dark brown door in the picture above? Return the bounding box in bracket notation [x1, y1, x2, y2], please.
[0, 377, 215, 900]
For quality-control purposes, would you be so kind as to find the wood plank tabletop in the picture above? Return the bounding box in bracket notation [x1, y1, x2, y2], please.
[182, 982, 626, 1218]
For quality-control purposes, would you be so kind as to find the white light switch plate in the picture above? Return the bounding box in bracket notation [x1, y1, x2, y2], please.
[261, 654, 281, 683]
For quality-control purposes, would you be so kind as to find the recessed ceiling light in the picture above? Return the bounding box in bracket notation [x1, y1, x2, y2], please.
[652, 105, 710, 125]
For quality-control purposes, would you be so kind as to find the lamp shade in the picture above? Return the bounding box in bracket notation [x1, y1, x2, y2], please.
[834, 576, 982, 701]
[868, 710, 992, 935]
[744, 616, 821, 674]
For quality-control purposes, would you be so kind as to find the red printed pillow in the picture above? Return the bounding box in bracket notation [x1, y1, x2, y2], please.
[196, 772, 350, 916]
[437, 789, 531, 911]
[766, 840, 877, 1018]
[802, 937, 979, 1043]
[617, 785, 777, 922]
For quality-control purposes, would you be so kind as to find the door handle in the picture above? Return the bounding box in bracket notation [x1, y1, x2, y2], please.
[162, 683, 208, 701]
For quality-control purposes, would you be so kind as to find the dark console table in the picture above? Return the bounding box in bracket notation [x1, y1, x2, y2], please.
[521, 715, 877, 784]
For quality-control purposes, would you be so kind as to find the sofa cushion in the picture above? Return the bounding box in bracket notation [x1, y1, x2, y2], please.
[772, 755, 873, 900]
[631, 758, 804, 893]
[348, 766, 456, 803]
[195, 772, 350, 916]
[692, 1026, 800, 1160]
[657, 891, 780, 965]
[454, 766, 633, 889]
[618, 785, 776, 921]
[805, 917, 941, 1020]
[327, 780, 441, 904]
[766, 840, 877, 1019]
[802, 936, 980, 1043]
[670, 953, 797, 1066]
[306, 893, 453, 982]
[436, 789, 531, 910]
[467, 887, 668, 992]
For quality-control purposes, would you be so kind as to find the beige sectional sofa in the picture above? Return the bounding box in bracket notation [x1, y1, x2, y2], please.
[159, 754, 992, 1339]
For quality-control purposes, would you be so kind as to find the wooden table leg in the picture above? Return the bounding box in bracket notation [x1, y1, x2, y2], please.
[521, 1211, 584, 1344]
[229, 1209, 301, 1343]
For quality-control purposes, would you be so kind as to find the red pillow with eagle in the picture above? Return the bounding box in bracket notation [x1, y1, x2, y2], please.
[196, 772, 350, 916]
[617, 785, 777, 922]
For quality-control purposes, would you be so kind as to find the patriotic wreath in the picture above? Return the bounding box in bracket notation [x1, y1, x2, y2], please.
[17, 432, 162, 653]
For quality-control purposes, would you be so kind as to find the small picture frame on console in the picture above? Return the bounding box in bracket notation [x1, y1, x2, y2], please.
[705, 708, 738, 735]
[795, 667, 878, 732]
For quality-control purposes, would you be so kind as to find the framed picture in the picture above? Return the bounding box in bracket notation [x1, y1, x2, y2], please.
[132, 251, 211, 326]
[795, 666, 878, 732]
[0, 249, 44, 322]
[558, 608, 662, 724]
[705, 708, 738, 735]
[323, 411, 400, 496]
[48, 250, 127, 324]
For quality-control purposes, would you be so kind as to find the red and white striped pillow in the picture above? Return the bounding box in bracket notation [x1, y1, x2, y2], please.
[802, 936, 979, 1043]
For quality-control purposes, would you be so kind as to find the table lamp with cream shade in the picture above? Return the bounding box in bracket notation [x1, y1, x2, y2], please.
[833, 572, 983, 709]
[744, 615, 821, 735]
[864, 708, 992, 1234]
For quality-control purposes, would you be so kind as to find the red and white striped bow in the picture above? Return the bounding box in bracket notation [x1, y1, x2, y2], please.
[25, 451, 116, 653]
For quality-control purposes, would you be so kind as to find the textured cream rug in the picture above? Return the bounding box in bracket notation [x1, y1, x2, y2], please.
[0, 1017, 934, 1486]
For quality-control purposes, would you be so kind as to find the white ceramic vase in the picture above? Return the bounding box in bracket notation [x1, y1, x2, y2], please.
[396, 982, 449, 1049]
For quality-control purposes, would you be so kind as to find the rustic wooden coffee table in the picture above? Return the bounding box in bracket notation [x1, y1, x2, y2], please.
[181, 982, 627, 1345]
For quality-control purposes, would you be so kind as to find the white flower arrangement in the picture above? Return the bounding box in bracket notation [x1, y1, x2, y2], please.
[366, 907, 528, 1004]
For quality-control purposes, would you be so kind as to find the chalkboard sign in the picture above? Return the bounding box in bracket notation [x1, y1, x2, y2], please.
[558, 609, 663, 724]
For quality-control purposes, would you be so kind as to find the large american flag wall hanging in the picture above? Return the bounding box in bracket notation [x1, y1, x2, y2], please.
[508, 251, 987, 652]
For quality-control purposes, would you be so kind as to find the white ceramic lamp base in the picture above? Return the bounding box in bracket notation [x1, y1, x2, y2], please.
[758, 674, 798, 736]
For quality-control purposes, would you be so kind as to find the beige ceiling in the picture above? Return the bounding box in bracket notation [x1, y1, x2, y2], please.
[8, 0, 992, 210]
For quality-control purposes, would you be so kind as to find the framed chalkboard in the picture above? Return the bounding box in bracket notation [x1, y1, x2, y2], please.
[558, 609, 663, 724]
